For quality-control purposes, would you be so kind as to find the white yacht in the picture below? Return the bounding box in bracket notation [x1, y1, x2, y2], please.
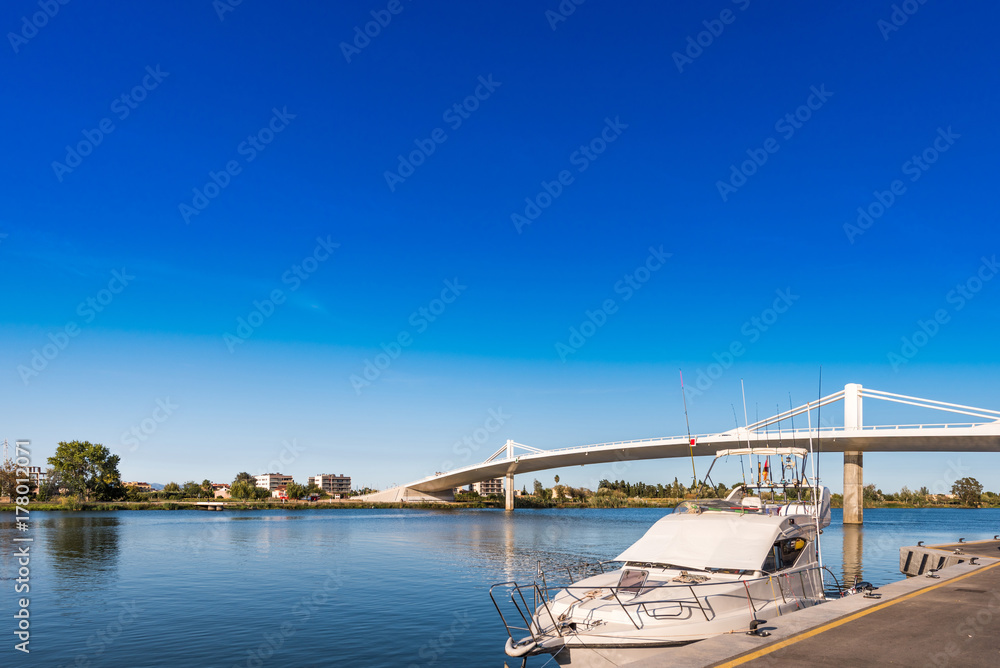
[493, 447, 833, 667]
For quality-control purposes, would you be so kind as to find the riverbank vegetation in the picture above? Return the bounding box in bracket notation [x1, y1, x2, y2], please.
[4, 449, 997, 511]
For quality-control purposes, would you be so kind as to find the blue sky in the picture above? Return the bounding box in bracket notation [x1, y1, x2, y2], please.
[2, 0, 999, 493]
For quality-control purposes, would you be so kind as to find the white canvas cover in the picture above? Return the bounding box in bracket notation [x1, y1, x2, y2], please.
[615, 513, 782, 571]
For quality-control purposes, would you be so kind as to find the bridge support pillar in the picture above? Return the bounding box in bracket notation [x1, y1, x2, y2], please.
[844, 452, 863, 524]
[505, 474, 514, 511]
[843, 383, 864, 524]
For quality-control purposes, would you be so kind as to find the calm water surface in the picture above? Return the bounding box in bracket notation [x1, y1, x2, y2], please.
[2, 508, 999, 667]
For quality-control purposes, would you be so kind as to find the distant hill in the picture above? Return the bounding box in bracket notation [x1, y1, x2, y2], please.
[149, 483, 165, 491]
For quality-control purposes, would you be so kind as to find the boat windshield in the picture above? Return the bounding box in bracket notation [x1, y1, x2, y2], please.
[673, 499, 759, 514]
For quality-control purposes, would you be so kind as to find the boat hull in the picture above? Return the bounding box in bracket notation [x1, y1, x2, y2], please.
[551, 641, 696, 666]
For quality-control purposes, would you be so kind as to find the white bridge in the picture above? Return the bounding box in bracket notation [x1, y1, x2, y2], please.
[360, 384, 1000, 523]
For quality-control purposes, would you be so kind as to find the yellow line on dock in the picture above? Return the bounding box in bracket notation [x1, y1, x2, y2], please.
[714, 560, 1000, 667]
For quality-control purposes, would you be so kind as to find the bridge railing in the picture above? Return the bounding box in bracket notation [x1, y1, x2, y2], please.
[479, 422, 997, 464]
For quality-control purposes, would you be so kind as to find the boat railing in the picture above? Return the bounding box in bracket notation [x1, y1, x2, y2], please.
[490, 564, 827, 640]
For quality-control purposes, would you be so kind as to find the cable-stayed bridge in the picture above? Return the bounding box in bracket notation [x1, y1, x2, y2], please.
[358, 384, 1000, 523]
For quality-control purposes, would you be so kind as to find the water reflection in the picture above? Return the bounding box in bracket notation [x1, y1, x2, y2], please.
[46, 515, 121, 583]
[841, 524, 864, 587]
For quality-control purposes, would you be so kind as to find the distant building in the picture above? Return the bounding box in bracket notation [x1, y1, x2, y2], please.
[308, 474, 351, 495]
[212, 483, 231, 499]
[125, 481, 152, 492]
[26, 467, 46, 490]
[256, 473, 293, 490]
[453, 485, 470, 496]
[271, 485, 288, 500]
[473, 478, 504, 496]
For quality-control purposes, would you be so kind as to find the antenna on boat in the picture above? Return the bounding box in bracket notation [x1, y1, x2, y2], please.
[731, 404, 747, 487]
[679, 370, 698, 489]
[816, 367, 823, 482]
[740, 379, 753, 483]
[788, 394, 802, 484]
[776, 404, 784, 483]
[805, 388, 825, 579]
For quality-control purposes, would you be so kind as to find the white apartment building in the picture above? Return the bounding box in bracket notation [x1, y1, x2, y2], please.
[255, 473, 293, 490]
[473, 478, 504, 496]
[308, 474, 351, 495]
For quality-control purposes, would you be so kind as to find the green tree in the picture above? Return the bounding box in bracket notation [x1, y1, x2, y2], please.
[863, 483, 883, 504]
[952, 477, 983, 507]
[230, 480, 258, 499]
[182, 481, 202, 498]
[36, 468, 62, 501]
[46, 440, 124, 501]
[554, 475, 560, 485]
[533, 479, 544, 496]
[0, 458, 18, 499]
[234, 472, 255, 485]
[285, 481, 307, 500]
[201, 479, 214, 498]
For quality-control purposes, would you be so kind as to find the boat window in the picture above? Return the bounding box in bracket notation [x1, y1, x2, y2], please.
[616, 569, 648, 594]
[762, 538, 808, 573]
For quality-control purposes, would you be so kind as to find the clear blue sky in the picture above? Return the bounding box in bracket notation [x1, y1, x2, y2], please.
[3, 0, 999, 493]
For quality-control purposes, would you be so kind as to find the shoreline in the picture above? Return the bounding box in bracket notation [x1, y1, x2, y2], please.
[1, 500, 995, 512]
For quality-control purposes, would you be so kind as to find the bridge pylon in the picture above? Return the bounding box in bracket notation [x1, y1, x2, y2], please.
[505, 439, 514, 511]
[844, 383, 864, 524]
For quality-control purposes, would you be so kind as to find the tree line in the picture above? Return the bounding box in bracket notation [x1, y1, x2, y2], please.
[0, 440, 360, 502]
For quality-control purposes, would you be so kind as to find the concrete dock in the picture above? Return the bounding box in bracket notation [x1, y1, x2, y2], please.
[624, 540, 1000, 668]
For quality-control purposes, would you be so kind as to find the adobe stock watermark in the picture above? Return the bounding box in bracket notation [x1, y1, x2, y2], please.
[436, 408, 512, 472]
[179, 107, 296, 224]
[408, 612, 472, 668]
[51, 65, 170, 182]
[685, 288, 799, 399]
[888, 255, 996, 371]
[843, 126, 959, 243]
[213, 0, 244, 21]
[223, 236, 338, 352]
[349, 278, 466, 395]
[16, 268, 134, 385]
[7, 0, 71, 54]
[234, 569, 345, 668]
[555, 246, 670, 361]
[672, 0, 751, 73]
[716, 84, 833, 202]
[60, 600, 142, 667]
[340, 0, 413, 63]
[933, 590, 1000, 668]
[120, 398, 180, 452]
[511, 116, 627, 233]
[252, 439, 306, 477]
[545, 0, 588, 31]
[877, 0, 931, 41]
[384, 75, 501, 192]
[927, 458, 972, 497]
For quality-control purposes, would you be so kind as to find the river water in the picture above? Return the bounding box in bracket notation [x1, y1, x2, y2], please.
[2, 508, 998, 667]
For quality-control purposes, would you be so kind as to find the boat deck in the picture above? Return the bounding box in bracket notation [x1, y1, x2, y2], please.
[623, 539, 1000, 668]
